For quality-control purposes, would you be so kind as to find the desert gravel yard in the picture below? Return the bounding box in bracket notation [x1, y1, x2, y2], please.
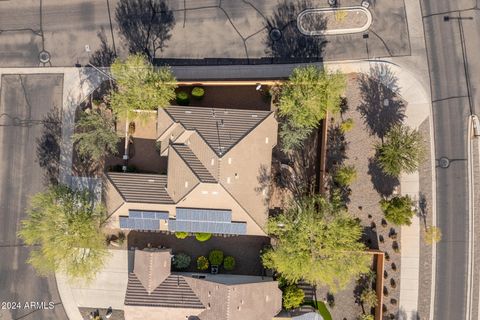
[322, 70, 407, 319]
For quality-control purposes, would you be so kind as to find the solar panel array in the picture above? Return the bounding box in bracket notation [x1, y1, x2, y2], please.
[168, 208, 247, 235]
[119, 210, 169, 231]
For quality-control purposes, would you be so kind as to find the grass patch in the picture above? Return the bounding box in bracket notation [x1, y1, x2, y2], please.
[303, 301, 332, 320]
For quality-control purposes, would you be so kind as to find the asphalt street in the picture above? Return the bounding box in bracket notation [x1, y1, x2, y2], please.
[0, 0, 410, 67]
[0, 74, 67, 320]
[420, 0, 480, 319]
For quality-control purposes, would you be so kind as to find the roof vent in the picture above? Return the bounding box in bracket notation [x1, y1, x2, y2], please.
[147, 179, 155, 183]
[251, 114, 258, 118]
[185, 110, 192, 114]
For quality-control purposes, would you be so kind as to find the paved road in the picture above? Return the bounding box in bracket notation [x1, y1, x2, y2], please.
[0, 74, 67, 320]
[0, 0, 410, 67]
[420, 0, 480, 319]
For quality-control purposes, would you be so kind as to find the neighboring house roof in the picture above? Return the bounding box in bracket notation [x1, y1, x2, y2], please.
[125, 273, 204, 309]
[133, 249, 172, 294]
[171, 144, 217, 183]
[124, 249, 281, 320]
[107, 172, 174, 204]
[164, 106, 272, 156]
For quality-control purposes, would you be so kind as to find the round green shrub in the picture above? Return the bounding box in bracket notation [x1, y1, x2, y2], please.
[175, 232, 189, 239]
[173, 253, 191, 270]
[191, 87, 205, 100]
[208, 250, 224, 265]
[197, 256, 209, 271]
[282, 285, 305, 310]
[195, 233, 212, 242]
[176, 91, 190, 106]
[223, 256, 235, 271]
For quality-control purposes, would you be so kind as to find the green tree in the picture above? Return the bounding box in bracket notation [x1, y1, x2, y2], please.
[424, 226, 442, 245]
[197, 256, 209, 271]
[279, 118, 312, 152]
[376, 124, 424, 177]
[380, 196, 415, 226]
[73, 109, 119, 162]
[109, 54, 177, 120]
[360, 288, 378, 308]
[282, 285, 305, 310]
[262, 196, 370, 292]
[334, 165, 357, 186]
[279, 66, 346, 129]
[18, 185, 108, 282]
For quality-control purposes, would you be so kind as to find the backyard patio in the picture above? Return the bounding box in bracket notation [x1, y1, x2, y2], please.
[128, 231, 271, 276]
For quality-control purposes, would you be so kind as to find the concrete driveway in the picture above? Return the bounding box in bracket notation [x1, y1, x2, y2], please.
[56, 249, 130, 320]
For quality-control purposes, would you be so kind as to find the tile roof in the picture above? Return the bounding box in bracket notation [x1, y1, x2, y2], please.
[133, 249, 172, 294]
[107, 172, 174, 204]
[125, 273, 204, 309]
[165, 106, 272, 156]
[171, 144, 217, 183]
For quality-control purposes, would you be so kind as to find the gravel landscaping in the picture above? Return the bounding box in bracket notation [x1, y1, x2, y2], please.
[324, 71, 407, 319]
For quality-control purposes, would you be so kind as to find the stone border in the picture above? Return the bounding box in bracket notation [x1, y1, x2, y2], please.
[297, 6, 373, 36]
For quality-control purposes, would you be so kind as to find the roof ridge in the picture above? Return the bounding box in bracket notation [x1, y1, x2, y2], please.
[165, 105, 273, 157]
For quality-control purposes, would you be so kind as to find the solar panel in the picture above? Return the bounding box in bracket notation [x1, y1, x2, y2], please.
[119, 210, 167, 231]
[176, 208, 232, 222]
[168, 218, 247, 235]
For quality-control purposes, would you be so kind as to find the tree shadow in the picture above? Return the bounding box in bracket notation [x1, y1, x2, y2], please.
[357, 64, 405, 141]
[115, 0, 175, 60]
[89, 28, 117, 67]
[36, 109, 62, 185]
[265, 0, 327, 61]
[367, 156, 399, 197]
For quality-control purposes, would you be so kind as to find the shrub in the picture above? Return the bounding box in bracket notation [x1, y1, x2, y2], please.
[173, 253, 191, 269]
[340, 118, 354, 133]
[334, 165, 357, 186]
[197, 256, 209, 271]
[380, 196, 415, 226]
[191, 87, 205, 99]
[360, 288, 378, 308]
[358, 315, 374, 320]
[282, 285, 305, 310]
[195, 233, 212, 242]
[176, 91, 190, 106]
[208, 250, 224, 265]
[223, 256, 235, 271]
[175, 232, 189, 239]
[117, 231, 126, 245]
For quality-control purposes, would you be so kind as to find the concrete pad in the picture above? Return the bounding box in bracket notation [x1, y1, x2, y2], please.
[69, 250, 129, 310]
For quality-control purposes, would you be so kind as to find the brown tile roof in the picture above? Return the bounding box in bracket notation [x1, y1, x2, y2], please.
[165, 106, 272, 156]
[125, 273, 205, 309]
[107, 172, 174, 204]
[133, 249, 172, 294]
[171, 144, 217, 183]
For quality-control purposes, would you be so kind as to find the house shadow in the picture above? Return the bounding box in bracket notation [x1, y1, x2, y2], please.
[265, 0, 327, 62]
[357, 64, 406, 141]
[115, 0, 175, 60]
